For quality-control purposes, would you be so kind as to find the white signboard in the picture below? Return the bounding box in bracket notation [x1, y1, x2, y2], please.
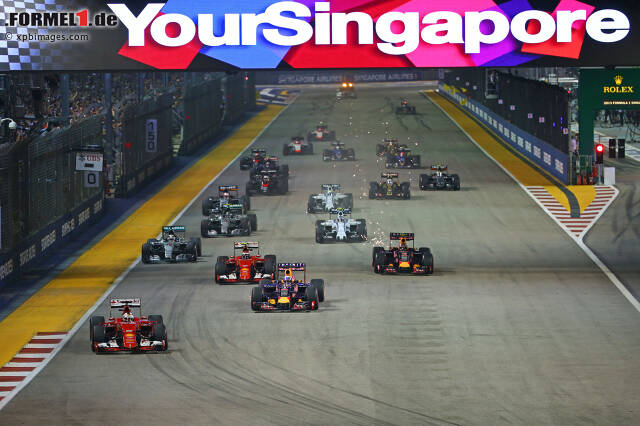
[84, 171, 100, 188]
[146, 119, 158, 153]
[76, 152, 103, 171]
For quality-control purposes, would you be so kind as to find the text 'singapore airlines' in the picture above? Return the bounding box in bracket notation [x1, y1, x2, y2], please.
[108, 2, 630, 55]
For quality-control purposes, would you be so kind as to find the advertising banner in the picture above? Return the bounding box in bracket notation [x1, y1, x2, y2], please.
[75, 152, 103, 171]
[0, 1, 639, 70]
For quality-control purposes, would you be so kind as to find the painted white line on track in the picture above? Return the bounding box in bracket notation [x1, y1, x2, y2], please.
[427, 94, 640, 314]
[0, 103, 295, 411]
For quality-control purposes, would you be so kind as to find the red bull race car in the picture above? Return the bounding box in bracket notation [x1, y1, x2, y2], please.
[215, 242, 277, 284]
[372, 233, 434, 275]
[251, 263, 325, 312]
[89, 298, 168, 353]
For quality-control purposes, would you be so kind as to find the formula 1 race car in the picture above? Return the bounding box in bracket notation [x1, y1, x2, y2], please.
[246, 170, 289, 195]
[386, 147, 421, 169]
[202, 185, 250, 216]
[372, 233, 434, 275]
[89, 298, 167, 353]
[369, 173, 411, 200]
[250, 263, 325, 311]
[307, 184, 353, 213]
[214, 242, 276, 284]
[201, 204, 257, 237]
[395, 99, 417, 114]
[419, 164, 461, 191]
[283, 136, 313, 155]
[240, 149, 290, 178]
[307, 122, 336, 142]
[376, 138, 407, 157]
[315, 208, 367, 243]
[337, 80, 357, 99]
[141, 226, 201, 263]
[322, 142, 356, 161]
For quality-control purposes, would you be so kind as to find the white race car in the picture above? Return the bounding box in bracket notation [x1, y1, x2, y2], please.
[315, 208, 367, 243]
[307, 184, 353, 213]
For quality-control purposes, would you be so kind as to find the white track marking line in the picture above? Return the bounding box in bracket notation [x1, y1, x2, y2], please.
[0, 103, 295, 411]
[428, 94, 639, 313]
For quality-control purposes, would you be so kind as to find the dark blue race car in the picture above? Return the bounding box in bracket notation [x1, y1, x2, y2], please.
[323, 142, 355, 161]
[386, 147, 421, 169]
[250, 263, 325, 312]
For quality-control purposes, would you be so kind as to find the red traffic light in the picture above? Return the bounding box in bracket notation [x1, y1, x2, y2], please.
[596, 144, 605, 153]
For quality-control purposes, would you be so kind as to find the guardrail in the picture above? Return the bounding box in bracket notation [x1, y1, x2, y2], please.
[438, 83, 569, 184]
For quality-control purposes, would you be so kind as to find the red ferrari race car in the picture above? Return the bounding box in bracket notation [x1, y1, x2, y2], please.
[215, 241, 277, 284]
[372, 233, 434, 275]
[89, 298, 167, 353]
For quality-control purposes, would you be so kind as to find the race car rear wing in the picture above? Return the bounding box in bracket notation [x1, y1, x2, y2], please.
[322, 184, 341, 191]
[278, 262, 305, 271]
[252, 149, 267, 155]
[291, 136, 305, 141]
[110, 298, 141, 308]
[162, 226, 185, 233]
[330, 208, 351, 215]
[234, 242, 259, 249]
[431, 165, 448, 171]
[331, 142, 345, 146]
[390, 233, 415, 241]
[381, 173, 399, 178]
[218, 185, 238, 192]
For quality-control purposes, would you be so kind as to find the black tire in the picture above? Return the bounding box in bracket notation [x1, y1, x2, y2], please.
[419, 248, 434, 275]
[305, 286, 319, 310]
[251, 286, 263, 311]
[310, 279, 325, 302]
[322, 150, 331, 161]
[374, 251, 387, 274]
[356, 219, 367, 241]
[307, 142, 314, 154]
[282, 144, 289, 156]
[89, 315, 105, 343]
[248, 213, 258, 231]
[240, 195, 250, 212]
[147, 238, 157, 245]
[307, 132, 313, 142]
[419, 174, 428, 190]
[148, 315, 164, 325]
[202, 199, 212, 216]
[263, 255, 276, 276]
[315, 220, 325, 243]
[245, 182, 254, 196]
[187, 242, 198, 262]
[347, 149, 355, 160]
[217, 255, 229, 263]
[413, 155, 421, 168]
[376, 144, 384, 156]
[92, 325, 105, 353]
[152, 323, 167, 351]
[344, 193, 353, 209]
[243, 218, 252, 236]
[372, 247, 384, 266]
[452, 174, 461, 191]
[194, 237, 202, 257]
[201, 220, 209, 238]
[280, 164, 289, 177]
[369, 182, 378, 199]
[141, 243, 151, 264]
[401, 182, 411, 199]
[215, 260, 227, 283]
[307, 195, 316, 213]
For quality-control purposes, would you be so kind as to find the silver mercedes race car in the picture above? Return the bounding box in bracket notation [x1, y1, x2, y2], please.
[307, 184, 353, 213]
[315, 208, 367, 243]
[141, 226, 202, 263]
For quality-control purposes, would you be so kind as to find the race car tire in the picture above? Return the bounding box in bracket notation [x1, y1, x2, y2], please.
[280, 164, 289, 177]
[322, 150, 331, 161]
[356, 219, 367, 241]
[307, 142, 314, 154]
[92, 325, 105, 353]
[315, 220, 325, 243]
[215, 260, 227, 284]
[305, 286, 319, 310]
[245, 182, 254, 196]
[148, 315, 164, 325]
[413, 155, 421, 168]
[282, 144, 289, 156]
[369, 182, 379, 199]
[419, 174, 428, 190]
[242, 218, 252, 236]
[202, 199, 213, 216]
[347, 149, 355, 160]
[251, 286, 263, 311]
[248, 213, 258, 231]
[89, 316, 105, 344]
[186, 242, 198, 262]
[152, 324, 167, 351]
[147, 238, 157, 245]
[419, 247, 434, 275]
[451, 174, 461, 191]
[311, 279, 325, 302]
[263, 255, 276, 276]
[239, 195, 250, 212]
[372, 247, 384, 267]
[376, 144, 385, 156]
[307, 195, 316, 213]
[201, 220, 209, 238]
[141, 243, 152, 264]
[217, 256, 229, 264]
[344, 193, 354, 209]
[374, 251, 387, 274]
[306, 132, 313, 142]
[192, 238, 202, 257]
[401, 182, 411, 199]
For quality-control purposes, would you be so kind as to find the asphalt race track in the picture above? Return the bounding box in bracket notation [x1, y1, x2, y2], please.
[1, 86, 639, 425]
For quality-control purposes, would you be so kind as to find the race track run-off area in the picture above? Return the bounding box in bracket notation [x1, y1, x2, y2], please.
[0, 86, 639, 425]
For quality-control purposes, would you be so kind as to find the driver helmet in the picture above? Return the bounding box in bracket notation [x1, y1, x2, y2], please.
[283, 268, 294, 284]
[337, 211, 345, 221]
[166, 230, 176, 241]
[387, 178, 393, 185]
[122, 306, 134, 322]
[399, 237, 408, 250]
[242, 246, 251, 259]
[221, 191, 230, 200]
